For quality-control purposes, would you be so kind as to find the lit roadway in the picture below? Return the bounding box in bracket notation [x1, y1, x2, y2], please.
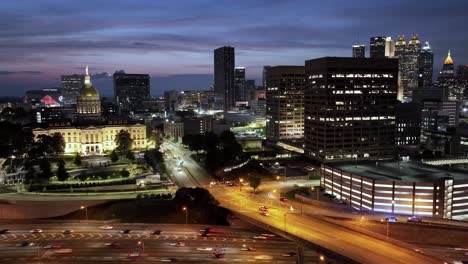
[0, 222, 318, 263]
[163, 142, 447, 264]
[210, 186, 445, 264]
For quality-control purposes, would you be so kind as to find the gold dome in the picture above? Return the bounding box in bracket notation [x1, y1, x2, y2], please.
[444, 50, 454, 65]
[79, 66, 100, 98]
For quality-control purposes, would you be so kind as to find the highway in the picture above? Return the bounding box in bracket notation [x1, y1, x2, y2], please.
[162, 142, 451, 264]
[0, 222, 320, 263]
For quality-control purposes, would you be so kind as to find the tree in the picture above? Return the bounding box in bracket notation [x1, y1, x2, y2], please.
[110, 150, 119, 162]
[56, 159, 69, 181]
[249, 176, 261, 193]
[50, 133, 65, 156]
[38, 158, 52, 180]
[125, 151, 135, 160]
[115, 130, 133, 154]
[73, 153, 82, 166]
[120, 168, 130, 178]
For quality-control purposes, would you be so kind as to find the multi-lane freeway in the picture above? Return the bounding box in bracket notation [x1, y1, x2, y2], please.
[0, 222, 321, 263]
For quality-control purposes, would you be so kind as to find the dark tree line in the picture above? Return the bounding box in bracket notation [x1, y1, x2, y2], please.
[182, 130, 244, 175]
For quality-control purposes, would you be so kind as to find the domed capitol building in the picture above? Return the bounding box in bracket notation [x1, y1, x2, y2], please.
[33, 67, 147, 155]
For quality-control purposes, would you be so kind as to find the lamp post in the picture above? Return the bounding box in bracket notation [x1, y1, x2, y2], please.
[284, 206, 294, 233]
[381, 219, 390, 238]
[80, 206, 88, 221]
[137, 241, 145, 255]
[239, 178, 244, 192]
[182, 206, 188, 224]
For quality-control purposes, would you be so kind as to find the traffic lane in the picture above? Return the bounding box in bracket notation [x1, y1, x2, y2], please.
[213, 187, 443, 264]
[0, 238, 315, 263]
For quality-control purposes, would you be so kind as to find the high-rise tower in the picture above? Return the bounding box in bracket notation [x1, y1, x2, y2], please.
[214, 46, 235, 111]
[418, 42, 434, 87]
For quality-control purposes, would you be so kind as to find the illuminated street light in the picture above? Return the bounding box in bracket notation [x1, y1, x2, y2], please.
[137, 241, 145, 254]
[182, 206, 188, 224]
[80, 205, 88, 221]
[239, 178, 244, 192]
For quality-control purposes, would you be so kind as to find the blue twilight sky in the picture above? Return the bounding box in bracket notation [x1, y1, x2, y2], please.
[0, 0, 467, 96]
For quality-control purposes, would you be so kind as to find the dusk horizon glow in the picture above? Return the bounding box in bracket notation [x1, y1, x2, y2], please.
[1, 0, 467, 96]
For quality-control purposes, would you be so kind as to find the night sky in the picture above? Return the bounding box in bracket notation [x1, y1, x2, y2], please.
[0, 0, 467, 96]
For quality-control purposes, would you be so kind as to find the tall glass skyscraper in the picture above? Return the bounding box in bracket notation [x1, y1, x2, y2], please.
[214, 46, 235, 111]
[418, 42, 434, 87]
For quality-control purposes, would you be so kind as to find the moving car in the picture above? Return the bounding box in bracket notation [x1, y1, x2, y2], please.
[260, 211, 270, 216]
[383, 217, 398, 223]
[279, 197, 288, 202]
[63, 229, 74, 234]
[253, 236, 267, 240]
[196, 247, 213, 251]
[241, 246, 256, 251]
[127, 252, 140, 261]
[258, 206, 269, 212]
[160, 258, 176, 262]
[152, 230, 162, 235]
[407, 216, 422, 223]
[99, 225, 114, 230]
[105, 242, 121, 248]
[44, 244, 61, 249]
[18, 241, 34, 247]
[282, 252, 297, 257]
[169, 242, 185, 247]
[0, 229, 9, 234]
[121, 229, 132, 234]
[260, 233, 276, 237]
[30, 229, 43, 234]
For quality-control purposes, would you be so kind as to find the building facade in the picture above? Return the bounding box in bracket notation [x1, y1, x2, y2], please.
[265, 66, 305, 142]
[234, 67, 246, 101]
[32, 67, 147, 155]
[352, 45, 365, 58]
[320, 162, 468, 220]
[61, 75, 83, 105]
[395, 34, 422, 101]
[370, 36, 386, 58]
[304, 57, 398, 162]
[214, 46, 235, 111]
[418, 42, 434, 88]
[113, 73, 150, 113]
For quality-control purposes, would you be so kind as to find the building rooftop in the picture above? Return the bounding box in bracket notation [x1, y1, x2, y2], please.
[331, 160, 468, 182]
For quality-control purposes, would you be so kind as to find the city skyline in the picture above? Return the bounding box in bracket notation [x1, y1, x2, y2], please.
[1, 0, 468, 96]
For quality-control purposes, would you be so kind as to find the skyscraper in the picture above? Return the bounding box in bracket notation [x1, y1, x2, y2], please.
[304, 57, 398, 162]
[214, 46, 235, 111]
[437, 51, 466, 101]
[113, 72, 150, 113]
[370, 36, 386, 58]
[265, 66, 305, 142]
[61, 74, 84, 105]
[234, 67, 246, 101]
[395, 34, 421, 101]
[164, 90, 178, 113]
[418, 42, 434, 87]
[385, 37, 395, 58]
[245, 79, 256, 101]
[352, 45, 365, 58]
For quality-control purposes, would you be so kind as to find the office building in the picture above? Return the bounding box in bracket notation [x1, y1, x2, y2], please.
[320, 161, 468, 220]
[183, 116, 213, 135]
[245, 80, 256, 101]
[265, 66, 305, 142]
[304, 57, 398, 163]
[352, 45, 365, 58]
[437, 51, 467, 101]
[24, 88, 62, 109]
[418, 42, 434, 87]
[164, 120, 184, 141]
[61, 75, 84, 105]
[395, 34, 421, 100]
[164, 90, 178, 113]
[113, 72, 150, 113]
[395, 102, 421, 146]
[234, 67, 246, 101]
[412, 86, 448, 103]
[385, 37, 395, 58]
[370, 36, 386, 58]
[214, 46, 235, 111]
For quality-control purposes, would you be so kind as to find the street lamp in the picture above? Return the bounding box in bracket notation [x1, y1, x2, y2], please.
[381, 219, 390, 238]
[239, 178, 244, 192]
[284, 206, 294, 233]
[182, 206, 188, 224]
[80, 205, 88, 221]
[137, 241, 145, 254]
